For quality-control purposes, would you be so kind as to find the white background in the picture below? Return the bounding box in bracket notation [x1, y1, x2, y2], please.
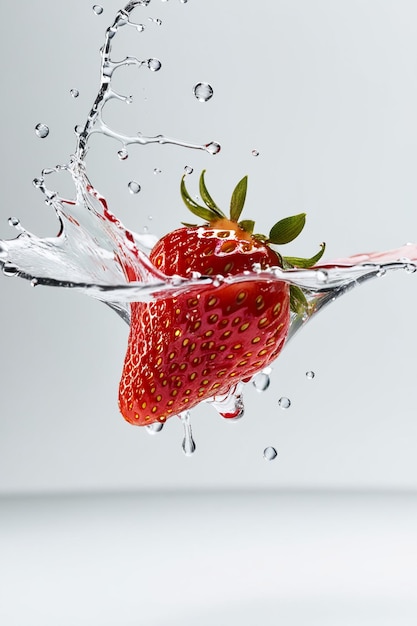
[1, 0, 417, 493]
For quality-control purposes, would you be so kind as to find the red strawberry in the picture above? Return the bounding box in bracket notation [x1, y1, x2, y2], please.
[118, 171, 324, 426]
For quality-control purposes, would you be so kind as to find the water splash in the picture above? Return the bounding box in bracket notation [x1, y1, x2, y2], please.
[1, 1, 417, 447]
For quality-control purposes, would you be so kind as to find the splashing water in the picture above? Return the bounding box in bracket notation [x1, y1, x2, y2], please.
[1, 0, 417, 455]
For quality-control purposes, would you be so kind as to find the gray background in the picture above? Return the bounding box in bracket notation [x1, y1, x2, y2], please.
[1, 0, 417, 493]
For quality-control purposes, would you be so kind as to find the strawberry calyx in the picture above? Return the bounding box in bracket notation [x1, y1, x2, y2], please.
[180, 171, 326, 314]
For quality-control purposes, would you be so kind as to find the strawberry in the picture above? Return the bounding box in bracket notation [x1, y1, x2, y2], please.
[118, 171, 324, 426]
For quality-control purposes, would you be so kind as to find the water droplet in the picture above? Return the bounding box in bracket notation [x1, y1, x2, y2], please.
[2, 262, 19, 277]
[278, 397, 291, 409]
[252, 149, 260, 157]
[377, 267, 387, 278]
[253, 372, 270, 392]
[184, 165, 193, 175]
[35, 123, 49, 139]
[193, 82, 214, 102]
[205, 141, 221, 155]
[180, 411, 196, 456]
[147, 58, 162, 72]
[136, 24, 145, 33]
[30, 278, 39, 287]
[70, 89, 79, 98]
[148, 215, 153, 221]
[146, 422, 164, 435]
[180, 0, 188, 3]
[148, 17, 162, 25]
[32, 178, 44, 188]
[306, 371, 315, 380]
[74, 125, 83, 135]
[128, 181, 141, 194]
[153, 168, 162, 175]
[92, 5, 103, 15]
[118, 148, 128, 161]
[405, 263, 416, 274]
[263, 447, 278, 461]
[8, 217, 20, 228]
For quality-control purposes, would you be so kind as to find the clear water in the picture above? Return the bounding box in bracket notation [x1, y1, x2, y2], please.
[1, 0, 417, 455]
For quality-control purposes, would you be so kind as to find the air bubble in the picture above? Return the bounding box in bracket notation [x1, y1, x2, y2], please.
[252, 149, 260, 157]
[118, 148, 128, 161]
[147, 58, 162, 72]
[30, 278, 39, 287]
[306, 371, 315, 379]
[74, 125, 83, 135]
[253, 372, 270, 392]
[263, 447, 278, 461]
[32, 178, 44, 188]
[70, 89, 79, 98]
[153, 168, 162, 175]
[146, 422, 164, 434]
[35, 123, 49, 139]
[205, 141, 221, 155]
[148, 17, 162, 25]
[128, 181, 141, 194]
[193, 82, 214, 102]
[92, 5, 104, 15]
[278, 397, 291, 409]
[184, 165, 193, 175]
[405, 263, 416, 274]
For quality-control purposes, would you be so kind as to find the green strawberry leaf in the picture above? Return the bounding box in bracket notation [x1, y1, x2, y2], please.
[180, 175, 222, 222]
[230, 175, 248, 222]
[238, 219, 255, 234]
[181, 222, 198, 227]
[199, 170, 225, 218]
[269, 213, 306, 245]
[283, 242, 326, 268]
[289, 285, 309, 315]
